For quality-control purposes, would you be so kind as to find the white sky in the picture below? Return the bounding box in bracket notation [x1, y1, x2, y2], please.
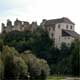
[0, 0, 80, 34]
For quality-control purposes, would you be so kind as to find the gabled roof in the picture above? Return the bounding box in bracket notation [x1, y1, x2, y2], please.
[45, 17, 75, 26]
[62, 30, 80, 38]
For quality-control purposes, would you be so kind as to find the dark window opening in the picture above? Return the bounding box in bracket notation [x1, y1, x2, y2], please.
[70, 26, 72, 29]
[49, 27, 51, 31]
[58, 24, 60, 28]
[66, 25, 68, 29]
[51, 33, 54, 37]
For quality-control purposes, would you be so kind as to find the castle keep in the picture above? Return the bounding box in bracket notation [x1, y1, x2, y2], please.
[40, 17, 80, 48]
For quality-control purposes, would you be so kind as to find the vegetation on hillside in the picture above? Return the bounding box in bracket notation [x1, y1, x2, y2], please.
[0, 46, 50, 80]
[0, 27, 80, 80]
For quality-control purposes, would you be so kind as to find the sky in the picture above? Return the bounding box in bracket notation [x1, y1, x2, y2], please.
[0, 0, 80, 34]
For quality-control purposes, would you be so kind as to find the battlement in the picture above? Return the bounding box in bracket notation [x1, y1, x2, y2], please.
[2, 19, 38, 33]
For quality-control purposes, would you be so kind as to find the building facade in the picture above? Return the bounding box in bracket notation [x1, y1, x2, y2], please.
[40, 17, 80, 48]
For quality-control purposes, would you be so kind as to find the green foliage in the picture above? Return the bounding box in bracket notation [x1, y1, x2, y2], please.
[0, 39, 4, 51]
[0, 28, 80, 77]
[3, 29, 53, 57]
[30, 28, 53, 59]
[39, 59, 50, 80]
[1, 46, 19, 62]
[1, 46, 28, 80]
[3, 31, 32, 52]
[12, 56, 28, 80]
[21, 51, 50, 80]
[0, 45, 50, 80]
[70, 39, 80, 76]
[0, 59, 4, 80]
[49, 39, 80, 76]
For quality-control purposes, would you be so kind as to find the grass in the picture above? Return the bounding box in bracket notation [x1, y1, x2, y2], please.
[47, 76, 65, 80]
[47, 76, 80, 80]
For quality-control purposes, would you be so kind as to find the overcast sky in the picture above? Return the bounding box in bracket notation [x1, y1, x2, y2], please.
[0, 0, 80, 34]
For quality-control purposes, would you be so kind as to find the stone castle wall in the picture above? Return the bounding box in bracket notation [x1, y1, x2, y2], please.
[1, 19, 38, 33]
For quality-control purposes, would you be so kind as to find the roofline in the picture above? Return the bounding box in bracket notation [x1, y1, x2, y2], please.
[44, 17, 75, 25]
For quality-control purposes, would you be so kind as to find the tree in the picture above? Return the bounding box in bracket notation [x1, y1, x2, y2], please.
[30, 27, 53, 59]
[12, 56, 28, 80]
[39, 59, 50, 80]
[3, 31, 32, 52]
[71, 39, 80, 76]
[1, 46, 19, 61]
[3, 29, 53, 56]
[1, 46, 28, 80]
[0, 59, 4, 80]
[21, 50, 50, 80]
[0, 39, 4, 51]
[60, 42, 70, 61]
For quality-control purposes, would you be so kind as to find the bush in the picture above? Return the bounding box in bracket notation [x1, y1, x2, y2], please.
[0, 46, 50, 80]
[0, 59, 4, 80]
[1, 46, 28, 80]
[21, 51, 50, 80]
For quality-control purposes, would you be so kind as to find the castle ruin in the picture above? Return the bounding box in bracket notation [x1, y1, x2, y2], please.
[1, 19, 38, 33]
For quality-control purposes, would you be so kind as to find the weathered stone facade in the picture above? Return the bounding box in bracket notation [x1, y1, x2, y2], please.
[40, 17, 80, 48]
[1, 19, 38, 33]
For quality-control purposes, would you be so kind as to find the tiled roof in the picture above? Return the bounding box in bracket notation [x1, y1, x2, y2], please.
[62, 30, 80, 38]
[45, 17, 75, 26]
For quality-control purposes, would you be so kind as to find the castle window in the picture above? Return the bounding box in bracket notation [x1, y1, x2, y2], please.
[70, 26, 72, 29]
[66, 25, 68, 29]
[51, 33, 54, 38]
[49, 27, 51, 31]
[58, 24, 60, 28]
